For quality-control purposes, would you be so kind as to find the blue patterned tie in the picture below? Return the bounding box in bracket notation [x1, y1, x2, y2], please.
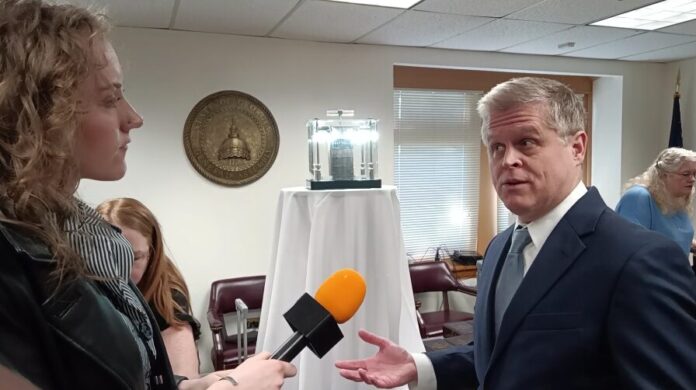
[494, 226, 532, 335]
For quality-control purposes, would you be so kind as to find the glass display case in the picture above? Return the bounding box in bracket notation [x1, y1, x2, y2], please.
[307, 110, 381, 190]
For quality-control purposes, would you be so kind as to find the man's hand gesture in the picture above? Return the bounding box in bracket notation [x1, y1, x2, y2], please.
[335, 329, 417, 389]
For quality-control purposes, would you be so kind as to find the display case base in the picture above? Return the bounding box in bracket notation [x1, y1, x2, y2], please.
[306, 179, 382, 190]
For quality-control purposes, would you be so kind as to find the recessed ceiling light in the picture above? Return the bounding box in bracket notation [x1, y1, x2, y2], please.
[328, 0, 421, 9]
[592, 0, 696, 30]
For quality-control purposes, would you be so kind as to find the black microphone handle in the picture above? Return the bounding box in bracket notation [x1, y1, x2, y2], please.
[270, 331, 308, 362]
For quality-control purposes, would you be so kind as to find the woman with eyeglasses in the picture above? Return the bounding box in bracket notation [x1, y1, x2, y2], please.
[616, 147, 696, 260]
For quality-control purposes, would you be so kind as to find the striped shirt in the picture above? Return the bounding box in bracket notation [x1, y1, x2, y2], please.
[65, 199, 155, 387]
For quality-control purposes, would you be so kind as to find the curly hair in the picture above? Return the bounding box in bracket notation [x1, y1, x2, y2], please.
[0, 0, 109, 281]
[626, 147, 696, 214]
[97, 198, 192, 328]
[478, 77, 586, 145]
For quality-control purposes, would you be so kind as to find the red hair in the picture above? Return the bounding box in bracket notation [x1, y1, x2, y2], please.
[97, 198, 191, 327]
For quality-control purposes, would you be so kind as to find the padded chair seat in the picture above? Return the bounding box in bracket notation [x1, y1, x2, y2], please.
[211, 342, 257, 369]
[420, 311, 474, 338]
[223, 329, 258, 344]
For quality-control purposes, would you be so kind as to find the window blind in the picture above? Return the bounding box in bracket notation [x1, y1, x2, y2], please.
[394, 89, 483, 259]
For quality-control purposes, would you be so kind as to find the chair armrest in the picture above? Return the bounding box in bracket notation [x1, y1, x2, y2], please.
[414, 306, 426, 338]
[455, 284, 477, 297]
[208, 311, 225, 370]
[207, 310, 223, 331]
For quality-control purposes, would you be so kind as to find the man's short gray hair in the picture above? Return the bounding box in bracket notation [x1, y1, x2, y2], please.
[478, 77, 586, 145]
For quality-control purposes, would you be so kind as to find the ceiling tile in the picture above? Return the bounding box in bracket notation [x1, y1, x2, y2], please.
[622, 40, 696, 61]
[271, 0, 402, 43]
[358, 10, 493, 46]
[414, 0, 544, 18]
[564, 32, 696, 59]
[509, 0, 662, 25]
[61, 0, 696, 62]
[502, 25, 642, 56]
[66, 0, 176, 28]
[433, 19, 571, 51]
[659, 19, 696, 35]
[174, 0, 299, 36]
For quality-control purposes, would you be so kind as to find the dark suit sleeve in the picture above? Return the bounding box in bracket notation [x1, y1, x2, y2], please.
[425, 344, 477, 390]
[608, 240, 696, 389]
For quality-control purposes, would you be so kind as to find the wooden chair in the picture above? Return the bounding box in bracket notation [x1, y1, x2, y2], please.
[409, 261, 476, 338]
[207, 275, 265, 370]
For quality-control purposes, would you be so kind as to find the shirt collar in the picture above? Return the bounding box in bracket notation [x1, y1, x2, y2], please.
[64, 198, 103, 231]
[516, 181, 587, 250]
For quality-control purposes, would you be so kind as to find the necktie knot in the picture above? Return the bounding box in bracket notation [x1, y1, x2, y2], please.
[509, 226, 532, 254]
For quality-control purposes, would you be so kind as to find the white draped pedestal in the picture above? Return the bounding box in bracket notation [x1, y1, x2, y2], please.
[257, 186, 424, 390]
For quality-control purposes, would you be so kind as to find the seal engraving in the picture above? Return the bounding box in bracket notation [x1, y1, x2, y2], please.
[183, 91, 279, 186]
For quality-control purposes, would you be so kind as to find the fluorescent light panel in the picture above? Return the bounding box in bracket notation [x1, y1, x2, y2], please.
[592, 0, 696, 30]
[328, 0, 421, 9]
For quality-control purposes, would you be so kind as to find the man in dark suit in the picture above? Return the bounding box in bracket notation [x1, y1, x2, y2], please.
[335, 77, 696, 389]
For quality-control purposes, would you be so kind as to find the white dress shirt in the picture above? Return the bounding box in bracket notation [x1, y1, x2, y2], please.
[409, 182, 588, 390]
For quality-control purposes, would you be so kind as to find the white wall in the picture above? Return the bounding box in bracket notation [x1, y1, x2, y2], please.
[619, 63, 676, 185]
[666, 59, 696, 150]
[592, 76, 623, 207]
[78, 27, 672, 372]
[665, 59, 696, 228]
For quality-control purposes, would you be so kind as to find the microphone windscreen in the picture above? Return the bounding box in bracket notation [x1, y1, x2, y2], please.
[314, 268, 366, 324]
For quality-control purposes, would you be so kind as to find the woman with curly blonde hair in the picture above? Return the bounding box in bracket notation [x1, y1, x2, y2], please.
[616, 147, 696, 257]
[0, 1, 295, 389]
[98, 198, 201, 379]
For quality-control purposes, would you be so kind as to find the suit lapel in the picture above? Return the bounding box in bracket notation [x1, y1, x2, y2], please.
[475, 226, 512, 379]
[488, 219, 585, 367]
[485, 187, 606, 376]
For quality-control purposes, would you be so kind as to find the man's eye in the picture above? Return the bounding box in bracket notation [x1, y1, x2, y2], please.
[491, 144, 504, 154]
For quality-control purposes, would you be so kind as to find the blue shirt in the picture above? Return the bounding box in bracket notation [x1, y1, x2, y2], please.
[615, 185, 693, 256]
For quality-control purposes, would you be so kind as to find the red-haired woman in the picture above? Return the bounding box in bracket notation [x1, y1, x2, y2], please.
[98, 198, 200, 379]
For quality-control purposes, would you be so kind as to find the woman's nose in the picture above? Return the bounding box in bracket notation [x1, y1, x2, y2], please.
[122, 99, 143, 131]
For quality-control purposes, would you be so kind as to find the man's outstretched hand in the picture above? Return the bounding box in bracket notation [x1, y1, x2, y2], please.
[335, 329, 417, 388]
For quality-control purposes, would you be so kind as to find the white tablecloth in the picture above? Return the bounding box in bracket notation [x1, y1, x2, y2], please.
[257, 186, 424, 390]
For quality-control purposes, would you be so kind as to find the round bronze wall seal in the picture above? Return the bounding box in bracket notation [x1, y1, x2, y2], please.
[183, 91, 279, 186]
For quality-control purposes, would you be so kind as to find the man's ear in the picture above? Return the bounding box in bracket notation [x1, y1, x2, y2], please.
[569, 131, 587, 164]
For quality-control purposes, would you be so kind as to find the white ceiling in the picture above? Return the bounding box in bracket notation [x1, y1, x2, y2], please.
[69, 0, 696, 62]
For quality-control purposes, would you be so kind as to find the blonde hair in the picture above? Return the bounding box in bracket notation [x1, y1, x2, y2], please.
[626, 147, 696, 214]
[478, 77, 586, 145]
[97, 198, 192, 327]
[0, 0, 109, 281]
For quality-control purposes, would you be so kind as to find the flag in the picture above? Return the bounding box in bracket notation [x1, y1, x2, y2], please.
[669, 93, 683, 148]
[669, 71, 683, 148]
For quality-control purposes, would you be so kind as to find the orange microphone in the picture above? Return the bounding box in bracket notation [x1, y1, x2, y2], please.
[270, 269, 366, 362]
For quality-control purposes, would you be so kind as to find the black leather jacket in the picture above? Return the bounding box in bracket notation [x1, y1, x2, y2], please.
[0, 222, 177, 389]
